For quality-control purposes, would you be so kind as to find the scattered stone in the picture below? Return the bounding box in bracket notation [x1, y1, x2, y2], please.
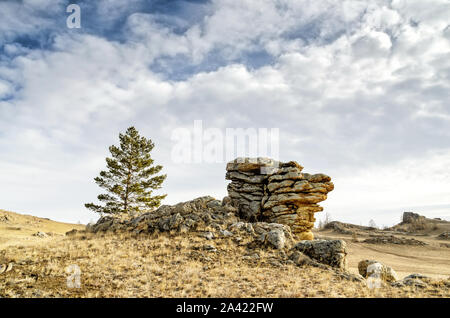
[391, 274, 432, 288]
[229, 221, 254, 234]
[65, 229, 78, 236]
[0, 263, 13, 275]
[243, 252, 260, 260]
[17, 259, 34, 266]
[203, 244, 217, 252]
[363, 235, 427, 246]
[292, 240, 347, 270]
[268, 259, 282, 267]
[437, 232, 450, 240]
[323, 221, 377, 235]
[233, 236, 242, 243]
[337, 272, 365, 283]
[323, 221, 354, 235]
[6, 263, 13, 272]
[32, 232, 48, 238]
[219, 229, 233, 237]
[404, 273, 432, 281]
[203, 231, 214, 240]
[358, 260, 398, 282]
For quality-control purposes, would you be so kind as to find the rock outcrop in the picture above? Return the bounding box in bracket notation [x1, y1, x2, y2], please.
[402, 212, 426, 224]
[88, 196, 237, 234]
[226, 157, 333, 240]
[87, 195, 351, 272]
[88, 196, 297, 250]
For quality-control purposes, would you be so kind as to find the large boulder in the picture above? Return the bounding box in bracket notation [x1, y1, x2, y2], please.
[292, 239, 347, 270]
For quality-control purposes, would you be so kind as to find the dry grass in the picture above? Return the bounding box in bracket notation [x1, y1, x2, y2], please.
[0, 209, 85, 249]
[1, 210, 449, 298]
[1, 231, 449, 298]
[315, 228, 450, 280]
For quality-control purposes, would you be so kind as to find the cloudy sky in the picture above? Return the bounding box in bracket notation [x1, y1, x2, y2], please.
[0, 0, 449, 226]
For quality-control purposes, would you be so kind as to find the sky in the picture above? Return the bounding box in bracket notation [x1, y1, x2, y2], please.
[0, 0, 449, 227]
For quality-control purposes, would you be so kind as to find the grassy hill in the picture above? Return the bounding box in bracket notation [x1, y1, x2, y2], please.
[0, 209, 85, 249]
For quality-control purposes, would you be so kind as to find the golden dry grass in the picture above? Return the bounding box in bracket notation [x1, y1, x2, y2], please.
[0, 231, 448, 298]
[1, 210, 449, 298]
[315, 228, 450, 280]
[0, 209, 85, 249]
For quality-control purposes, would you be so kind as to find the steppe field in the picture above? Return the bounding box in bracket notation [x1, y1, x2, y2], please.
[1, 209, 449, 298]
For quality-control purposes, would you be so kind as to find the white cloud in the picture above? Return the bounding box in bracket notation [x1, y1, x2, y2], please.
[0, 0, 449, 225]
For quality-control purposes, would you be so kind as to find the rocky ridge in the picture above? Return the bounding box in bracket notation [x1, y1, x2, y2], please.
[87, 196, 348, 271]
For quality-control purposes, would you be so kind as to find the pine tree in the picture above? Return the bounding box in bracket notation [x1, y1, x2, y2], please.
[85, 127, 167, 217]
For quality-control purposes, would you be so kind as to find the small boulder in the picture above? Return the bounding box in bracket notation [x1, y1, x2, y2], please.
[219, 229, 233, 237]
[292, 239, 347, 270]
[203, 244, 217, 252]
[33, 231, 48, 238]
[65, 229, 78, 236]
[203, 231, 214, 240]
[266, 229, 286, 249]
[391, 273, 432, 288]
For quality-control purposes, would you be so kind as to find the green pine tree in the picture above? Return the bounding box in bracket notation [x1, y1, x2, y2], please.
[85, 127, 167, 217]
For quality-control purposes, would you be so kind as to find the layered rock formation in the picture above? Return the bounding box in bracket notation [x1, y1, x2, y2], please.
[226, 157, 333, 240]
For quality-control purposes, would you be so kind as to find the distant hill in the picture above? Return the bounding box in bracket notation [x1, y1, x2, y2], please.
[387, 212, 450, 235]
[0, 209, 85, 249]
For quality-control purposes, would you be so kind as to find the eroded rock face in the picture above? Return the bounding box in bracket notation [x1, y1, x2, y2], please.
[226, 157, 334, 239]
[402, 212, 425, 223]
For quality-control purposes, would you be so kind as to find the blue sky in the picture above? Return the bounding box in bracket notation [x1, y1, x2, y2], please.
[0, 0, 449, 226]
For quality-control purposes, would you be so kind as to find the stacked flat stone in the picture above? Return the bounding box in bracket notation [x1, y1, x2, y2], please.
[226, 157, 334, 240]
